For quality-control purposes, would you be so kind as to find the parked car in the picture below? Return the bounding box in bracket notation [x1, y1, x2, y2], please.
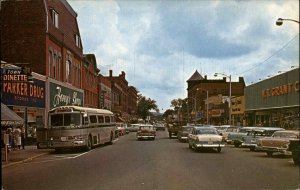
[288, 139, 300, 165]
[137, 124, 156, 140]
[215, 125, 231, 135]
[220, 126, 240, 142]
[127, 124, 140, 132]
[154, 123, 166, 131]
[177, 125, 193, 142]
[241, 127, 284, 151]
[256, 130, 299, 157]
[188, 126, 225, 153]
[227, 126, 255, 147]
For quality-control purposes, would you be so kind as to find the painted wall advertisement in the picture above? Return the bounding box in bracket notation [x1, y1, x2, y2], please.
[49, 82, 83, 109]
[1, 67, 45, 108]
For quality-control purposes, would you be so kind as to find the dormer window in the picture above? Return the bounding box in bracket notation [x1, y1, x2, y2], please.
[51, 9, 59, 28]
[75, 34, 81, 48]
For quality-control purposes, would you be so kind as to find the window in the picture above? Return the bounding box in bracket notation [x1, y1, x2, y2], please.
[98, 116, 104, 123]
[90, 115, 97, 124]
[49, 50, 52, 77]
[66, 60, 71, 83]
[53, 53, 57, 79]
[105, 116, 110, 123]
[75, 34, 81, 48]
[57, 55, 61, 80]
[51, 9, 59, 28]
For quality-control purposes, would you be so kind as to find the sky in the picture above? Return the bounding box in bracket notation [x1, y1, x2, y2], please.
[68, 0, 299, 112]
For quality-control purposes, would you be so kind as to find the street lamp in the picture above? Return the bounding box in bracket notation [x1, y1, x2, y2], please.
[276, 18, 300, 26]
[197, 88, 209, 125]
[214, 73, 232, 125]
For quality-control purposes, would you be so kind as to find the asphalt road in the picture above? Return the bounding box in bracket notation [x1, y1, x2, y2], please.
[2, 131, 299, 190]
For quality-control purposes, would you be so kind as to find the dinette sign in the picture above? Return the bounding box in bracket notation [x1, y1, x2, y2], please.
[261, 81, 299, 98]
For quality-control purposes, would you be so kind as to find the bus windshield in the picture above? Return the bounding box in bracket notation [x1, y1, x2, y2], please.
[50, 113, 81, 127]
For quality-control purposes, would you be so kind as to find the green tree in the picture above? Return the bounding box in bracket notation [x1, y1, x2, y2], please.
[137, 93, 158, 120]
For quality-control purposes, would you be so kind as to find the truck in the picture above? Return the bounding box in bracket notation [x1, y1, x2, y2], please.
[165, 115, 186, 138]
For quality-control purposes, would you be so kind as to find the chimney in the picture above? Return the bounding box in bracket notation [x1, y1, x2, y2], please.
[121, 71, 125, 78]
[109, 70, 112, 77]
[204, 75, 207, 80]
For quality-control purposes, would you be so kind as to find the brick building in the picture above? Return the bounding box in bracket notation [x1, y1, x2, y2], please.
[82, 54, 99, 108]
[98, 74, 112, 110]
[1, 0, 84, 144]
[1, 0, 83, 87]
[187, 70, 245, 125]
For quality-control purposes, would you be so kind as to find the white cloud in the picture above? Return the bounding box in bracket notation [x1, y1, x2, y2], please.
[68, 0, 299, 111]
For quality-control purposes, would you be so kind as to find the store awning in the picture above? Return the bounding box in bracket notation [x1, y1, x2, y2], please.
[1, 102, 24, 126]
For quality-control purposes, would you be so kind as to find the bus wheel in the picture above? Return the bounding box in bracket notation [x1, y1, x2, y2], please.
[86, 136, 92, 151]
[108, 132, 114, 145]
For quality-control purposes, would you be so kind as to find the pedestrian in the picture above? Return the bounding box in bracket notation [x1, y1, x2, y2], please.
[7, 127, 14, 151]
[21, 127, 25, 150]
[14, 127, 22, 149]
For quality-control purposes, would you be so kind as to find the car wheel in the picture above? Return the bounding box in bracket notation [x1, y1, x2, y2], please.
[292, 151, 299, 165]
[169, 132, 172, 138]
[250, 147, 255, 151]
[108, 132, 114, 145]
[217, 147, 222, 153]
[266, 151, 273, 157]
[234, 142, 240, 148]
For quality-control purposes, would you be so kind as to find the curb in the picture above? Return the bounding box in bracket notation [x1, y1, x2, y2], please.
[2, 152, 48, 169]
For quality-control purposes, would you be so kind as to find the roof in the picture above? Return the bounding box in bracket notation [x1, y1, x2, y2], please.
[1, 103, 24, 126]
[187, 70, 204, 82]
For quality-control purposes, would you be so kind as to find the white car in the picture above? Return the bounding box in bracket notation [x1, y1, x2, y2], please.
[188, 126, 225, 153]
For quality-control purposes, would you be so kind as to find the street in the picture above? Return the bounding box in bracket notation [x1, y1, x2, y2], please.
[2, 131, 299, 190]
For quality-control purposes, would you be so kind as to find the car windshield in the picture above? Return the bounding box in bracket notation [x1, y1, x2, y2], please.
[195, 128, 218, 135]
[183, 127, 193, 132]
[140, 126, 153, 130]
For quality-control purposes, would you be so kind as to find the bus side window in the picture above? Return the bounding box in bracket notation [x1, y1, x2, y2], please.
[105, 116, 110, 123]
[83, 116, 89, 125]
[98, 116, 104, 124]
[111, 116, 115, 123]
[90, 115, 97, 124]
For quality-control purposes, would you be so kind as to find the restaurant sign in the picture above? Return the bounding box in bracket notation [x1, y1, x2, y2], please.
[49, 82, 83, 109]
[1, 67, 45, 108]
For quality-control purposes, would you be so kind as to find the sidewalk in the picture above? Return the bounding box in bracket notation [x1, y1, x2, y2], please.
[1, 145, 52, 168]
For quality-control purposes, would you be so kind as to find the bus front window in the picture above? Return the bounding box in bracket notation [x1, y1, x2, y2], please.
[50, 113, 81, 127]
[50, 114, 63, 126]
[64, 113, 81, 126]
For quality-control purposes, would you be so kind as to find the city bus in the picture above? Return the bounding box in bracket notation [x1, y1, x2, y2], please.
[48, 106, 116, 151]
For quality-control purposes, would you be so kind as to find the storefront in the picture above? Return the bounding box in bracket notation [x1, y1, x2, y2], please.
[1, 65, 46, 144]
[245, 68, 299, 129]
[48, 78, 84, 109]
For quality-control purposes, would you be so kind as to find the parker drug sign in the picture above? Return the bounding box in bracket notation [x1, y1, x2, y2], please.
[1, 68, 45, 108]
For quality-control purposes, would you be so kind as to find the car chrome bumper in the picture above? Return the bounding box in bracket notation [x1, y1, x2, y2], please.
[137, 135, 155, 139]
[256, 147, 291, 154]
[195, 143, 225, 148]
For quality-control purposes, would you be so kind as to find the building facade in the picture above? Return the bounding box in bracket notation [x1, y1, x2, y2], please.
[82, 54, 99, 108]
[244, 68, 299, 129]
[187, 70, 245, 125]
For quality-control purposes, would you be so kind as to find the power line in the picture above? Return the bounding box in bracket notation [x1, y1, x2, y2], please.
[234, 33, 299, 75]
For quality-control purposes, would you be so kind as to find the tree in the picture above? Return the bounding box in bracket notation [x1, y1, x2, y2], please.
[137, 93, 158, 120]
[170, 98, 188, 122]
